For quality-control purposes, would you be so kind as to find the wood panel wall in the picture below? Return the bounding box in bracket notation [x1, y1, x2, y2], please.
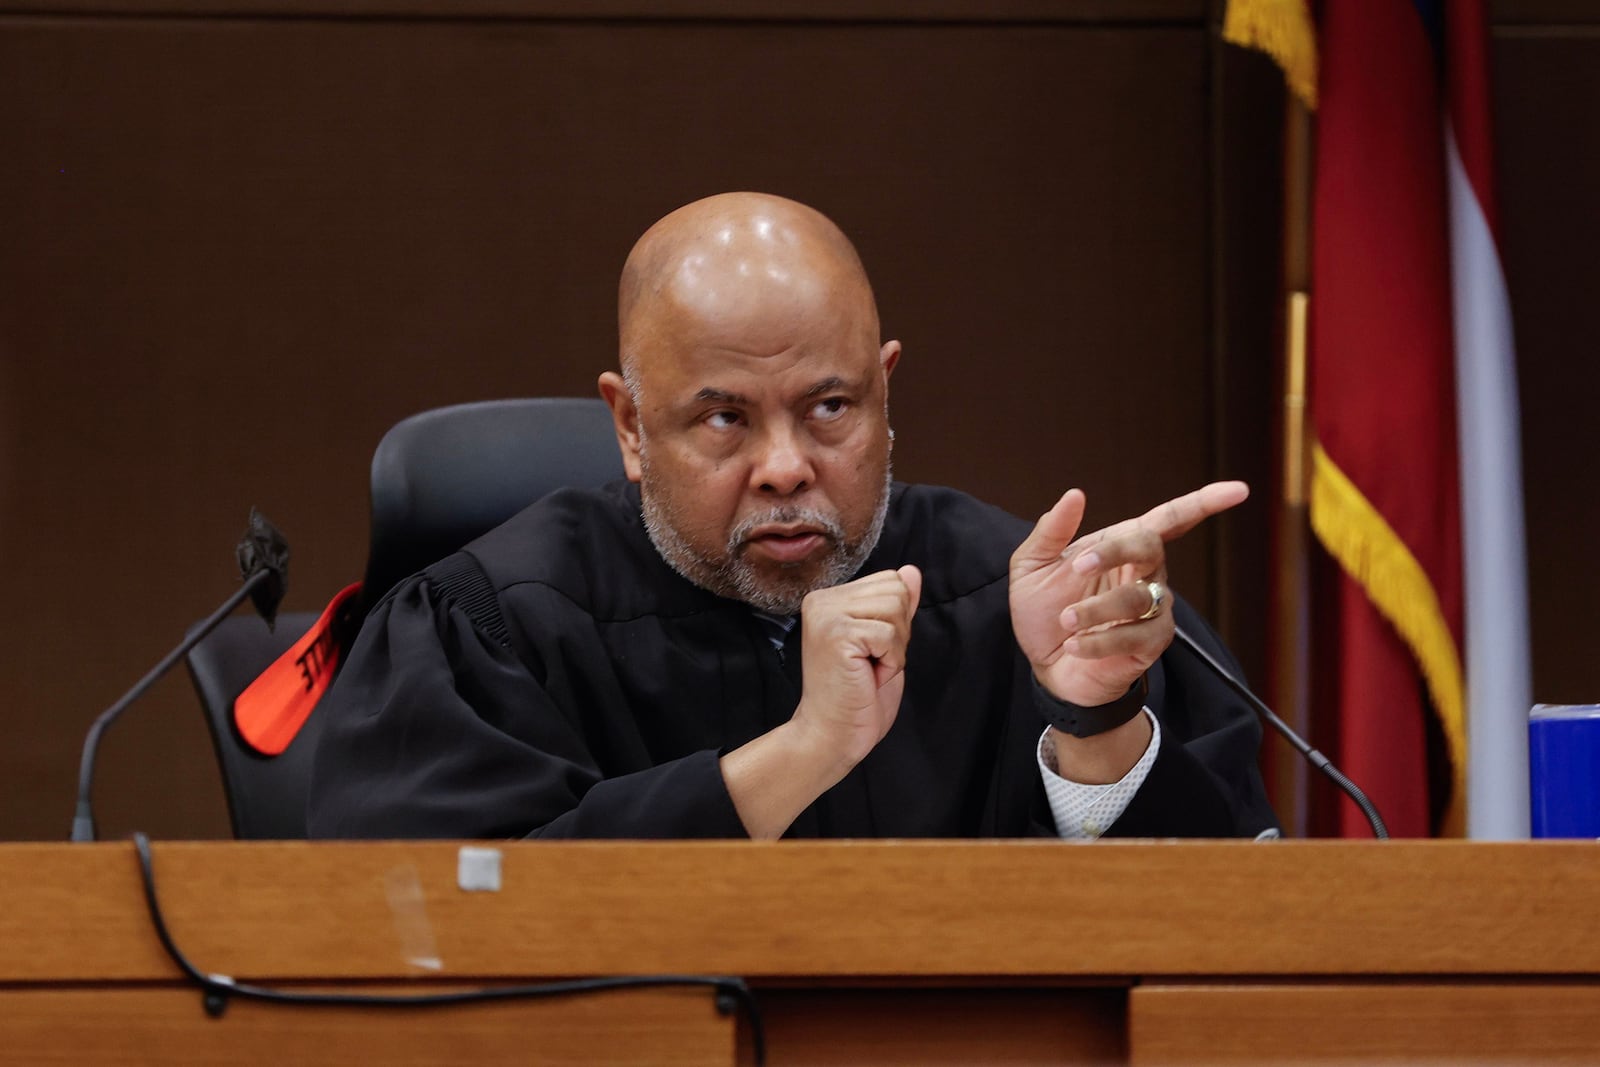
[1492, 1, 1600, 704]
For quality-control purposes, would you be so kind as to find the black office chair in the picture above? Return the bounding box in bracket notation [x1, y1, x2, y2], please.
[184, 610, 324, 840]
[186, 397, 625, 838]
[361, 397, 625, 608]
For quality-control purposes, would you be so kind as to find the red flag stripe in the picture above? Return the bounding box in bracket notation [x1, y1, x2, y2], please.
[1444, 0, 1501, 242]
[1310, 0, 1467, 834]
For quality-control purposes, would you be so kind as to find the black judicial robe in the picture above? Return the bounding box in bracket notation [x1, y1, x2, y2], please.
[306, 481, 1279, 840]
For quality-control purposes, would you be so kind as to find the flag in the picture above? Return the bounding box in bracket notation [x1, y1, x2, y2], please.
[1226, 0, 1531, 837]
[1311, 0, 1464, 837]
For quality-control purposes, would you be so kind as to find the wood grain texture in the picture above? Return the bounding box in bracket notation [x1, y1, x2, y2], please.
[3, 841, 1598, 983]
[1493, 0, 1600, 25]
[1492, 27, 1600, 705]
[0, 1, 1205, 20]
[1129, 983, 1600, 1065]
[752, 987, 1125, 1066]
[0, 987, 734, 1066]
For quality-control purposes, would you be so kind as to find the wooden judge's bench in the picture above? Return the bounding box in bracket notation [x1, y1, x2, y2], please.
[2, 840, 1597, 1065]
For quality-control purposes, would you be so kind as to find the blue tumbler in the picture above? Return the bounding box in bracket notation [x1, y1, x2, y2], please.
[1529, 704, 1600, 838]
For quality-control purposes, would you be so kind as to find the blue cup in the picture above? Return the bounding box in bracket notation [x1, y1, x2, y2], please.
[1529, 704, 1600, 838]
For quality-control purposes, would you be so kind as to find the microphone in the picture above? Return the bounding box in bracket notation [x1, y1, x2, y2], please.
[1172, 624, 1390, 840]
[70, 511, 289, 843]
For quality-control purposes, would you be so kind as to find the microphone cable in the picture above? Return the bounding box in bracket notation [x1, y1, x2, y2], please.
[130, 833, 767, 1065]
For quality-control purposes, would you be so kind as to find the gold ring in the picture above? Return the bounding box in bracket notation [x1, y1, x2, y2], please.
[1137, 579, 1166, 621]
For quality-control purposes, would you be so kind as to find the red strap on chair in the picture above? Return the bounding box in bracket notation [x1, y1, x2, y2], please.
[234, 582, 362, 756]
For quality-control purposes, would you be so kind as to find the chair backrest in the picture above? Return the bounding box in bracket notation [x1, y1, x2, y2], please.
[361, 396, 625, 608]
[185, 611, 320, 840]
[186, 396, 625, 839]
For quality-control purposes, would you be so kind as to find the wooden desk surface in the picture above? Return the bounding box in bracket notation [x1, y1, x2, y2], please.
[2, 839, 1596, 983]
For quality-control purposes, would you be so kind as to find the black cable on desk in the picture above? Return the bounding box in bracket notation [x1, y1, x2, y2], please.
[131, 833, 766, 1064]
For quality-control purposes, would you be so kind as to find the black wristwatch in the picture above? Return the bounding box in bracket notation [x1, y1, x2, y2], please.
[1035, 672, 1149, 738]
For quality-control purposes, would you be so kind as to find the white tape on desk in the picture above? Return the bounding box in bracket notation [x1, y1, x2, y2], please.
[383, 863, 443, 971]
[457, 846, 502, 892]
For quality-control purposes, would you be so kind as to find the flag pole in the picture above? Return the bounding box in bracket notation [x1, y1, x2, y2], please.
[1219, 0, 1322, 835]
[1269, 93, 1315, 837]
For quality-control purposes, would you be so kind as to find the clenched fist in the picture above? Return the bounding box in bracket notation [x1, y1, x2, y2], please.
[793, 564, 924, 770]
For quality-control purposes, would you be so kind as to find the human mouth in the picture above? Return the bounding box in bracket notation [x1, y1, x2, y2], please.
[744, 525, 828, 564]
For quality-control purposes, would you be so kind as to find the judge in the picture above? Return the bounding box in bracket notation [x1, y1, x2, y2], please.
[307, 192, 1278, 840]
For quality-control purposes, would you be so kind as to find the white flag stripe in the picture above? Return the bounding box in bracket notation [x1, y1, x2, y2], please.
[1446, 126, 1533, 840]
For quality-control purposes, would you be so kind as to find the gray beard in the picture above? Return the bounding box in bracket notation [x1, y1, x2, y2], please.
[639, 455, 893, 616]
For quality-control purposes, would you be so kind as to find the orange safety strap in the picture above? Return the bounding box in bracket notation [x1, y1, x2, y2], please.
[233, 581, 363, 756]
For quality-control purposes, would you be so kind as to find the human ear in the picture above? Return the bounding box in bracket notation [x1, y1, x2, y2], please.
[597, 371, 644, 483]
[879, 340, 902, 381]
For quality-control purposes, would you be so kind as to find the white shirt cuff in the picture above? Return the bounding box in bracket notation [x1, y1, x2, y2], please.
[1036, 708, 1161, 839]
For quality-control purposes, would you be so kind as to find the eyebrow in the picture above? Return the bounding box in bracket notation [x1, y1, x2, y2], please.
[689, 376, 856, 407]
[801, 376, 851, 399]
[692, 387, 750, 406]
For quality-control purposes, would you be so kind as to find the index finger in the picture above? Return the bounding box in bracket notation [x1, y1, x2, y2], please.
[1138, 480, 1249, 542]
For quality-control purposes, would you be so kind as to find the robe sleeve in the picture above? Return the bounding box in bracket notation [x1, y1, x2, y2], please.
[306, 567, 749, 840]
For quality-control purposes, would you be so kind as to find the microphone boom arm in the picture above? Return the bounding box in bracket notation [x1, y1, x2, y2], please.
[1173, 624, 1390, 840]
[70, 510, 289, 843]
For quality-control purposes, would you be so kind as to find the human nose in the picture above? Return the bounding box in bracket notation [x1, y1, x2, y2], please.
[750, 421, 816, 497]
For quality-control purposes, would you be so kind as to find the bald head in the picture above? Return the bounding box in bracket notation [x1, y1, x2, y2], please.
[618, 192, 879, 382]
[598, 192, 901, 614]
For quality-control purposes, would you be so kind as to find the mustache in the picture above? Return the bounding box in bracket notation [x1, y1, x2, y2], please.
[728, 506, 845, 551]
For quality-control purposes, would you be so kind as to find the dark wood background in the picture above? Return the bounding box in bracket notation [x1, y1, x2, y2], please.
[0, 1, 1589, 840]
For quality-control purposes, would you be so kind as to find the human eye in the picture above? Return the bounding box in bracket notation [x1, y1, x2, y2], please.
[704, 409, 743, 430]
[810, 396, 849, 421]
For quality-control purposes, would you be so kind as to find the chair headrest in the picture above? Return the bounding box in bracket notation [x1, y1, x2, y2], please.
[360, 397, 625, 607]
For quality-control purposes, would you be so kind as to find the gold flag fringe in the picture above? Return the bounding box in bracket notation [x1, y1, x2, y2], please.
[1223, 0, 1321, 111]
[1310, 442, 1467, 835]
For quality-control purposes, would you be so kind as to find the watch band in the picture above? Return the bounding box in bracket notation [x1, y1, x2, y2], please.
[1035, 672, 1149, 738]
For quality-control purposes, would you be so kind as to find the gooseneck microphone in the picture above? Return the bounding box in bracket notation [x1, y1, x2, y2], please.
[70, 511, 289, 843]
[1173, 625, 1390, 839]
